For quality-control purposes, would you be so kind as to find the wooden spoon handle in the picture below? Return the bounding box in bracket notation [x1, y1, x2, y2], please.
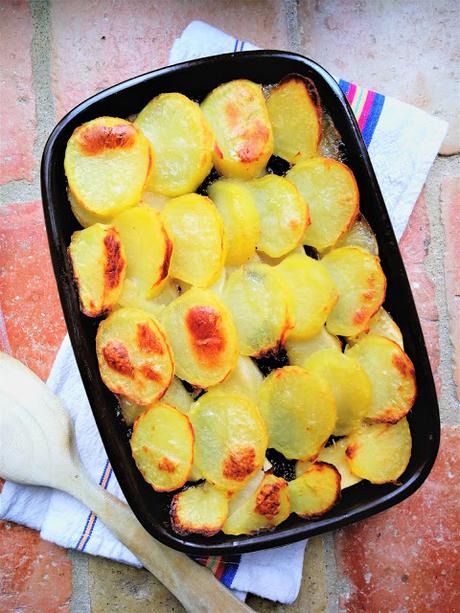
[64, 470, 251, 613]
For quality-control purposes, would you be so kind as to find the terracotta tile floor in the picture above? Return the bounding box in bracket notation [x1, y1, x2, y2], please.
[0, 1, 458, 611]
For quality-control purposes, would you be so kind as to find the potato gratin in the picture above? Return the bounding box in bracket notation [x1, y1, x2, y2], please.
[65, 75, 416, 537]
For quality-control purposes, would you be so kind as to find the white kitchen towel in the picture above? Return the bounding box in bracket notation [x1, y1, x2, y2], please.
[0, 21, 448, 606]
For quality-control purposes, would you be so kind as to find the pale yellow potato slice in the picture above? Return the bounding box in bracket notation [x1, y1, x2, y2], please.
[135, 93, 213, 196]
[96, 307, 173, 405]
[140, 191, 170, 212]
[266, 75, 322, 163]
[161, 194, 224, 288]
[345, 418, 412, 484]
[245, 175, 309, 258]
[347, 307, 404, 349]
[302, 350, 371, 436]
[207, 179, 260, 266]
[130, 402, 193, 492]
[116, 277, 179, 318]
[201, 79, 273, 179]
[68, 188, 108, 227]
[258, 366, 336, 460]
[223, 263, 293, 357]
[190, 391, 268, 492]
[276, 253, 338, 339]
[113, 207, 172, 298]
[285, 326, 342, 366]
[345, 335, 416, 423]
[321, 246, 386, 336]
[332, 216, 379, 255]
[222, 474, 290, 535]
[208, 355, 263, 403]
[68, 223, 126, 317]
[171, 482, 229, 536]
[286, 157, 359, 251]
[161, 288, 238, 388]
[65, 116, 152, 217]
[296, 439, 362, 489]
[288, 462, 341, 518]
[227, 470, 265, 516]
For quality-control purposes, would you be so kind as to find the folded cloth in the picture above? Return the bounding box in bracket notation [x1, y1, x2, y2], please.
[0, 21, 448, 606]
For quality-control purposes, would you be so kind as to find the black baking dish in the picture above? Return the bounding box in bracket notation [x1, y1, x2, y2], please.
[41, 51, 440, 555]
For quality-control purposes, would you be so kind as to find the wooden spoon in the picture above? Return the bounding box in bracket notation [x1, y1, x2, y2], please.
[0, 352, 251, 613]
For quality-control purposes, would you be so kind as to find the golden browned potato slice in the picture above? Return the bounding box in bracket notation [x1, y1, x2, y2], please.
[64, 117, 152, 218]
[96, 307, 173, 405]
[245, 175, 309, 258]
[161, 288, 238, 388]
[223, 263, 293, 357]
[276, 253, 338, 339]
[130, 402, 193, 492]
[140, 191, 170, 212]
[286, 158, 359, 251]
[345, 418, 412, 484]
[296, 439, 362, 489]
[207, 179, 260, 266]
[345, 335, 416, 423]
[347, 307, 404, 349]
[285, 326, 342, 366]
[332, 216, 379, 255]
[171, 482, 229, 536]
[321, 246, 386, 336]
[68, 188, 107, 227]
[208, 356, 263, 403]
[266, 75, 322, 164]
[135, 93, 213, 197]
[116, 278, 179, 318]
[288, 462, 341, 518]
[201, 79, 273, 180]
[222, 474, 290, 535]
[68, 223, 126, 317]
[190, 391, 268, 492]
[161, 194, 224, 287]
[113, 206, 172, 298]
[258, 366, 336, 460]
[302, 350, 371, 436]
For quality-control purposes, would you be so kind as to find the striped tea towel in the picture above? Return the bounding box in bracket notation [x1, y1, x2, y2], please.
[0, 20, 448, 606]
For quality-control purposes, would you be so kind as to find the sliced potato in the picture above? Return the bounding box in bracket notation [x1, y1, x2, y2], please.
[245, 175, 308, 258]
[223, 474, 290, 535]
[140, 191, 170, 212]
[258, 366, 336, 460]
[130, 402, 193, 492]
[68, 223, 126, 317]
[333, 216, 379, 255]
[207, 179, 260, 266]
[201, 79, 273, 179]
[345, 418, 412, 484]
[321, 246, 386, 336]
[347, 307, 403, 349]
[208, 355, 263, 402]
[116, 277, 179, 318]
[161, 194, 224, 287]
[302, 350, 371, 436]
[288, 462, 341, 518]
[68, 188, 107, 227]
[255, 244, 306, 268]
[96, 307, 173, 405]
[227, 470, 265, 516]
[266, 75, 322, 163]
[161, 288, 239, 388]
[170, 481, 229, 536]
[190, 391, 268, 492]
[296, 439, 362, 489]
[285, 327, 341, 366]
[113, 207, 172, 298]
[286, 157, 359, 251]
[65, 116, 152, 217]
[276, 253, 338, 339]
[223, 263, 293, 357]
[345, 335, 416, 423]
[135, 93, 213, 196]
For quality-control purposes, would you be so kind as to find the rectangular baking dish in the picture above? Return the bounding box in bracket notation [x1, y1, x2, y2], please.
[41, 51, 440, 555]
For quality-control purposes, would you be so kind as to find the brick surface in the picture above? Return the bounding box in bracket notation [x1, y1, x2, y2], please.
[0, 521, 72, 613]
[298, 0, 459, 154]
[50, 0, 289, 119]
[0, 0, 36, 184]
[400, 192, 440, 392]
[441, 176, 460, 401]
[0, 201, 66, 380]
[335, 426, 460, 613]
